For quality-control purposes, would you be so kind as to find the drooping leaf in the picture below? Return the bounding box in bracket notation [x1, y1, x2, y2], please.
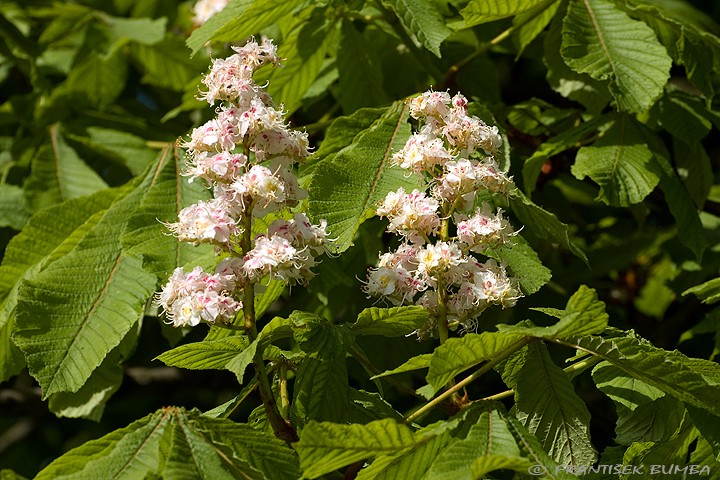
[351, 306, 428, 337]
[102, 15, 166, 45]
[571, 115, 662, 206]
[498, 285, 608, 339]
[621, 421, 698, 475]
[426, 332, 525, 395]
[65, 127, 158, 176]
[504, 415, 578, 479]
[381, 0, 452, 57]
[615, 396, 685, 445]
[686, 406, 720, 461]
[307, 102, 418, 252]
[63, 51, 128, 108]
[684, 278, 720, 305]
[561, 0, 672, 113]
[130, 37, 208, 92]
[488, 236, 551, 295]
[24, 126, 108, 212]
[592, 362, 665, 411]
[293, 419, 419, 479]
[514, 342, 597, 467]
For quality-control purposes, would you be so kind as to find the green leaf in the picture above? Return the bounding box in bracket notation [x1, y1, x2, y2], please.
[514, 342, 597, 467]
[156, 336, 250, 370]
[35, 407, 300, 480]
[351, 306, 428, 337]
[294, 419, 418, 479]
[337, 20, 389, 113]
[357, 429, 453, 480]
[102, 15, 166, 46]
[561, 0, 672, 113]
[656, 93, 713, 145]
[571, 115, 662, 206]
[510, 189, 588, 263]
[512, 0, 562, 56]
[426, 332, 525, 395]
[0, 188, 120, 382]
[0, 183, 29, 229]
[130, 37, 208, 92]
[265, 8, 336, 115]
[122, 146, 212, 278]
[570, 332, 720, 416]
[63, 51, 128, 108]
[13, 165, 162, 397]
[543, 12, 611, 113]
[687, 405, 720, 461]
[684, 278, 720, 305]
[457, 0, 551, 28]
[489, 236, 551, 295]
[186, 0, 306, 54]
[615, 396, 684, 445]
[425, 410, 530, 480]
[498, 285, 608, 339]
[307, 102, 418, 252]
[371, 353, 432, 379]
[24, 127, 108, 212]
[291, 314, 352, 426]
[504, 415, 577, 479]
[66, 127, 158, 176]
[621, 421, 698, 476]
[592, 362, 665, 411]
[47, 323, 139, 421]
[381, 0, 452, 57]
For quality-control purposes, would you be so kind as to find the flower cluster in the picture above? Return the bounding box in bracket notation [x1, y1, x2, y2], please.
[158, 39, 330, 328]
[365, 90, 521, 334]
[192, 0, 230, 25]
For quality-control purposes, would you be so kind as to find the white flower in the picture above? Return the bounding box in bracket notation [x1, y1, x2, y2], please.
[232, 165, 286, 212]
[392, 133, 452, 174]
[167, 198, 239, 246]
[455, 204, 516, 252]
[409, 90, 451, 120]
[185, 152, 247, 185]
[192, 0, 230, 25]
[377, 188, 440, 242]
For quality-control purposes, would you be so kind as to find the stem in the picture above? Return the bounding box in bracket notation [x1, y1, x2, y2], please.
[278, 363, 291, 421]
[405, 336, 534, 424]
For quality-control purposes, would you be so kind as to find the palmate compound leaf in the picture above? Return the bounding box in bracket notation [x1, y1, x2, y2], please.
[498, 285, 608, 340]
[293, 418, 419, 479]
[11, 153, 180, 398]
[513, 342, 598, 467]
[570, 332, 720, 417]
[560, 0, 672, 114]
[34, 407, 301, 480]
[308, 102, 420, 253]
[381, 0, 452, 57]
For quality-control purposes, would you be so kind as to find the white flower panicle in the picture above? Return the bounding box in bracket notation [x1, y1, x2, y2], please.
[158, 38, 329, 328]
[365, 89, 521, 335]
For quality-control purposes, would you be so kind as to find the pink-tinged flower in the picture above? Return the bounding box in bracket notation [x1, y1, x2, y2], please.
[455, 204, 516, 252]
[267, 213, 330, 253]
[166, 198, 239, 246]
[231, 37, 281, 69]
[415, 241, 464, 279]
[377, 188, 440, 242]
[157, 265, 242, 327]
[409, 90, 451, 120]
[252, 128, 311, 163]
[232, 165, 286, 212]
[475, 158, 512, 195]
[185, 152, 247, 185]
[242, 234, 302, 281]
[392, 133, 452, 174]
[474, 260, 521, 308]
